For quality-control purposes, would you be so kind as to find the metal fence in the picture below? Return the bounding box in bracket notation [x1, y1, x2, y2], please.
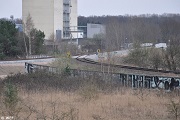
[25, 62, 180, 90]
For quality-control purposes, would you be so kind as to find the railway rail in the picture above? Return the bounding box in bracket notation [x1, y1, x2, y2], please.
[76, 56, 180, 74]
[75, 56, 180, 91]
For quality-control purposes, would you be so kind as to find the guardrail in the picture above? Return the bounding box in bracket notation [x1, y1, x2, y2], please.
[25, 62, 180, 91]
[26, 55, 52, 59]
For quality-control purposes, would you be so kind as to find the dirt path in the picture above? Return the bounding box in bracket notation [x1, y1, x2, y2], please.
[0, 61, 52, 79]
[0, 63, 24, 78]
[0, 66, 24, 75]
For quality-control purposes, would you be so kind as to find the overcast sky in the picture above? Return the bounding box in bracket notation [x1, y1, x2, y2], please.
[0, 0, 180, 19]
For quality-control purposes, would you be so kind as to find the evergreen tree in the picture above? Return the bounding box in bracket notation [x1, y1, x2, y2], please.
[0, 20, 20, 58]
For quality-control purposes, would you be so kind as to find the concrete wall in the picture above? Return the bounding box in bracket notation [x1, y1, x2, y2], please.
[70, 0, 78, 38]
[22, 0, 77, 40]
[87, 23, 105, 38]
[22, 0, 54, 39]
[54, 0, 63, 40]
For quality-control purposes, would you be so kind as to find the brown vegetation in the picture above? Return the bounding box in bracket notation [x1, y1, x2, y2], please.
[0, 72, 180, 120]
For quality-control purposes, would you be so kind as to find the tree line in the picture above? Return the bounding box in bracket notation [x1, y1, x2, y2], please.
[79, 14, 180, 46]
[1, 13, 180, 70]
[0, 15, 45, 60]
[78, 14, 180, 71]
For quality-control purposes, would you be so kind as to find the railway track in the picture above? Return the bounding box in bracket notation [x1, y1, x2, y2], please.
[75, 56, 180, 90]
[25, 61, 180, 91]
[76, 56, 180, 75]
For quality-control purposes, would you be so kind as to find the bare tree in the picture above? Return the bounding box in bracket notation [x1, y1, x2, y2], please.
[105, 18, 122, 51]
[160, 18, 180, 71]
[25, 13, 34, 55]
[132, 18, 161, 44]
[22, 22, 28, 56]
[149, 48, 163, 69]
[164, 39, 180, 71]
[49, 33, 57, 52]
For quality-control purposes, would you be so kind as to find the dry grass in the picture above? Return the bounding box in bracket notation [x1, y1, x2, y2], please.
[0, 72, 180, 120]
[1, 89, 177, 120]
[50, 54, 103, 72]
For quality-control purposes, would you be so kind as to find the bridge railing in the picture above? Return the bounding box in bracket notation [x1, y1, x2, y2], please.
[26, 55, 52, 59]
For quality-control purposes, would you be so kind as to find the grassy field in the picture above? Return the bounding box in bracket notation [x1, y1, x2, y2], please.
[0, 72, 180, 120]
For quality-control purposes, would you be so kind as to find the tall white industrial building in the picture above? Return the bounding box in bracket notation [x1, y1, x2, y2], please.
[22, 0, 77, 40]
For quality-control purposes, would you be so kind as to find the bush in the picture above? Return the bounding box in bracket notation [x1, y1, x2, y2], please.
[2, 82, 19, 116]
[0, 53, 5, 60]
[124, 47, 163, 69]
[1, 71, 120, 93]
[63, 64, 71, 76]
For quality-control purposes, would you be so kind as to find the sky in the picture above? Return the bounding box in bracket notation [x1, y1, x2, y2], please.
[0, 0, 180, 19]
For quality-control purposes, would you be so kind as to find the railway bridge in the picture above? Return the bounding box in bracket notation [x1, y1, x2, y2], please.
[25, 56, 180, 91]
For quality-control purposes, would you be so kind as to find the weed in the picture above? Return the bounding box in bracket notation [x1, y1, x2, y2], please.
[133, 88, 149, 101]
[79, 84, 99, 101]
[92, 114, 105, 120]
[167, 100, 180, 120]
